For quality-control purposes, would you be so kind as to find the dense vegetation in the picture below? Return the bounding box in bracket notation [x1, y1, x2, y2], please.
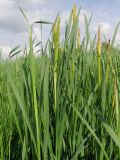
[1, 5, 120, 160]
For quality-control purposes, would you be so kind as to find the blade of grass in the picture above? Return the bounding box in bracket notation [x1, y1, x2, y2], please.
[72, 106, 109, 160]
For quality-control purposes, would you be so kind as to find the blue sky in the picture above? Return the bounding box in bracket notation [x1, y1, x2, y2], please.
[0, 0, 120, 58]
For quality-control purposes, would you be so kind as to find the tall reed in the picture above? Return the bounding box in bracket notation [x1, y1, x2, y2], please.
[97, 25, 101, 86]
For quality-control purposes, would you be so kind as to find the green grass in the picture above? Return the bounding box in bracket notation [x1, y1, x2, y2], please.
[1, 5, 120, 160]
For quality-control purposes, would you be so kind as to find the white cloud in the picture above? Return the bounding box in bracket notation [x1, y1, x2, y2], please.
[94, 22, 112, 35]
[29, 0, 43, 4]
[0, 0, 14, 18]
[0, 0, 118, 56]
[33, 26, 41, 40]
[60, 9, 91, 28]
[0, 45, 11, 59]
[114, 33, 120, 46]
[0, 0, 27, 33]
[0, 0, 55, 53]
[0, 0, 54, 33]
[27, 9, 54, 23]
[79, 9, 91, 23]
[19, 0, 56, 5]
[0, 0, 14, 9]
[60, 11, 70, 28]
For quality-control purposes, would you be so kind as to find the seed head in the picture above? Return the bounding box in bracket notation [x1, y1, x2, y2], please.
[53, 22, 57, 46]
[98, 25, 101, 56]
[57, 17, 61, 44]
[72, 5, 77, 23]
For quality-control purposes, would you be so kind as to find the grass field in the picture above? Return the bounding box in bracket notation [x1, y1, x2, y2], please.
[1, 5, 120, 160]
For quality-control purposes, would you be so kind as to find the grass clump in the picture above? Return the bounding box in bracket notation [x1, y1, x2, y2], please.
[1, 5, 120, 160]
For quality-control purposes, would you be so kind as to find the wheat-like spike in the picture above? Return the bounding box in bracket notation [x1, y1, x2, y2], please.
[72, 5, 77, 23]
[77, 28, 80, 49]
[98, 25, 101, 56]
[57, 17, 61, 45]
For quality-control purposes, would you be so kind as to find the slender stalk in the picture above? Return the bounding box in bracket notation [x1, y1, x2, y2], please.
[106, 39, 110, 85]
[72, 5, 77, 23]
[97, 25, 101, 86]
[113, 72, 119, 128]
[77, 28, 80, 49]
[29, 25, 40, 160]
[53, 18, 60, 113]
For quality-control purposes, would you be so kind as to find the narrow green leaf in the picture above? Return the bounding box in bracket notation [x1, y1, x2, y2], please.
[19, 7, 29, 25]
[72, 106, 109, 160]
[103, 123, 120, 149]
[9, 45, 20, 56]
[111, 22, 120, 46]
[35, 21, 53, 24]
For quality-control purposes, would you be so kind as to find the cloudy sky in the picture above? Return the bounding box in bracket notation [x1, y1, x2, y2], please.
[1, 0, 120, 58]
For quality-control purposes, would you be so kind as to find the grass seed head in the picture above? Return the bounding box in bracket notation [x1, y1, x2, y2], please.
[57, 17, 61, 45]
[53, 22, 57, 46]
[97, 25, 101, 56]
[72, 5, 77, 23]
[107, 39, 110, 55]
[106, 39, 111, 65]
[105, 38, 111, 84]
